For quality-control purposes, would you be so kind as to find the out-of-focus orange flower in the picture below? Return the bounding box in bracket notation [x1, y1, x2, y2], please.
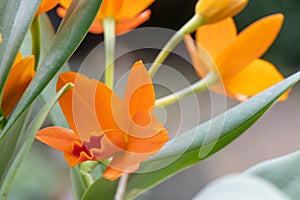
[57, 0, 154, 34]
[36, 61, 168, 181]
[1, 52, 35, 116]
[36, 0, 59, 15]
[185, 14, 289, 101]
[195, 0, 248, 23]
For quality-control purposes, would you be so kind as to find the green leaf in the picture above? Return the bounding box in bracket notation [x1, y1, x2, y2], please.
[0, 0, 102, 140]
[0, 0, 41, 101]
[82, 178, 118, 200]
[245, 151, 300, 200]
[70, 166, 87, 200]
[0, 109, 31, 185]
[82, 71, 300, 199]
[38, 14, 70, 127]
[0, 83, 73, 200]
[191, 175, 291, 200]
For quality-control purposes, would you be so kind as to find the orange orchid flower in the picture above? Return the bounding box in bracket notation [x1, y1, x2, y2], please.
[57, 0, 154, 34]
[35, 61, 168, 181]
[36, 0, 59, 15]
[0, 34, 35, 116]
[185, 14, 289, 101]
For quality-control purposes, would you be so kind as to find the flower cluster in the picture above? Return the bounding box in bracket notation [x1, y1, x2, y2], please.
[0, 0, 294, 195]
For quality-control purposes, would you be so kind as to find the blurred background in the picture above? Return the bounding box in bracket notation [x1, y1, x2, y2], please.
[8, 0, 300, 199]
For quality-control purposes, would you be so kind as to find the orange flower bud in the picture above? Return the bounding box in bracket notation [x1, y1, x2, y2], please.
[195, 0, 248, 23]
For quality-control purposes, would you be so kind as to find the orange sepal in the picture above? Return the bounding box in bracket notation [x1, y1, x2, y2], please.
[115, 0, 154, 19]
[36, 126, 80, 152]
[224, 59, 289, 101]
[124, 60, 155, 120]
[196, 17, 237, 59]
[115, 10, 151, 35]
[1, 55, 35, 116]
[36, 0, 59, 15]
[216, 14, 284, 78]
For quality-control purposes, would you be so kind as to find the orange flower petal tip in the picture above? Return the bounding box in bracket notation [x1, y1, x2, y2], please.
[195, 0, 248, 23]
[102, 168, 124, 181]
[36, 0, 59, 15]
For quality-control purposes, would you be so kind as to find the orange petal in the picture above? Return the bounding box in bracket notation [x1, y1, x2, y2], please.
[127, 127, 168, 154]
[58, 73, 102, 138]
[99, 0, 124, 18]
[124, 61, 155, 121]
[103, 153, 140, 181]
[88, 20, 104, 34]
[115, 0, 154, 19]
[115, 10, 151, 35]
[14, 51, 23, 64]
[216, 14, 284, 78]
[59, 0, 72, 8]
[36, 126, 80, 152]
[184, 35, 215, 78]
[56, 7, 67, 19]
[94, 76, 123, 132]
[224, 59, 288, 101]
[36, 0, 59, 15]
[196, 17, 237, 59]
[1, 56, 35, 116]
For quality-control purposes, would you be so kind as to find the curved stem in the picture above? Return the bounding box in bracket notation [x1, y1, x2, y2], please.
[115, 174, 129, 200]
[155, 72, 218, 107]
[30, 16, 41, 70]
[148, 14, 205, 77]
[79, 161, 99, 187]
[103, 17, 116, 89]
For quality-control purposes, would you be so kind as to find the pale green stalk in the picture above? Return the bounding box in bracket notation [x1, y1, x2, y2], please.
[103, 17, 116, 89]
[155, 72, 218, 107]
[115, 174, 129, 200]
[148, 14, 205, 77]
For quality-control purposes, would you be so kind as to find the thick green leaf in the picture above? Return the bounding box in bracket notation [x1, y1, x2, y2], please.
[0, 0, 102, 140]
[0, 83, 73, 200]
[38, 14, 70, 127]
[192, 175, 291, 200]
[82, 178, 118, 200]
[82, 71, 300, 199]
[0, 109, 31, 185]
[245, 151, 300, 200]
[0, 0, 41, 100]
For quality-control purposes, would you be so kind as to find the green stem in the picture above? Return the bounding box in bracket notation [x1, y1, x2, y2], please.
[79, 161, 99, 187]
[0, 109, 7, 131]
[115, 174, 129, 200]
[30, 16, 41, 70]
[155, 72, 218, 107]
[103, 17, 116, 89]
[148, 14, 205, 77]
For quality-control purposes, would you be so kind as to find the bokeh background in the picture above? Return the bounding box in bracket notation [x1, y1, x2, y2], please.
[8, 0, 300, 199]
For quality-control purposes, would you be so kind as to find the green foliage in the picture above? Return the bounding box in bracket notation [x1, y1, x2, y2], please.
[0, 83, 73, 200]
[82, 71, 300, 200]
